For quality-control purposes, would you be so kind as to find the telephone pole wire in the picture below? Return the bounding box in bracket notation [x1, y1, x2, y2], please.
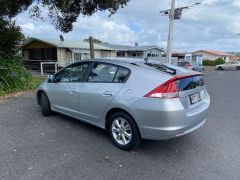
[161, 2, 201, 64]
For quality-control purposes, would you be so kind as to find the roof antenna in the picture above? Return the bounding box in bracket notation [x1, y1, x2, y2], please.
[59, 34, 64, 44]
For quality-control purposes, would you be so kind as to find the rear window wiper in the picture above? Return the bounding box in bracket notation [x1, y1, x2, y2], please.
[144, 63, 176, 75]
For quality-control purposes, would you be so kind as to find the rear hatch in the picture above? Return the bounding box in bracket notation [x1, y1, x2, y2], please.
[175, 74, 205, 111]
[141, 62, 206, 111]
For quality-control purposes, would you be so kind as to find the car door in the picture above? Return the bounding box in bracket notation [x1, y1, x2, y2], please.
[224, 62, 231, 70]
[47, 62, 91, 116]
[77, 62, 130, 122]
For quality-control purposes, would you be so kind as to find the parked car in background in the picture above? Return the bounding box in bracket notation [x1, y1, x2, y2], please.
[216, 62, 240, 70]
[37, 58, 210, 150]
[177, 61, 204, 72]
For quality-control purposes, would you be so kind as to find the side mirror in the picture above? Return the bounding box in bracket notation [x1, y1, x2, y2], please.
[48, 74, 56, 83]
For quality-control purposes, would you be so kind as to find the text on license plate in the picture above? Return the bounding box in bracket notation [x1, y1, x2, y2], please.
[190, 93, 201, 104]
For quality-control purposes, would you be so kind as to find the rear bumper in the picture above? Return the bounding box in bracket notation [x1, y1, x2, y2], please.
[140, 117, 207, 140]
[131, 92, 210, 140]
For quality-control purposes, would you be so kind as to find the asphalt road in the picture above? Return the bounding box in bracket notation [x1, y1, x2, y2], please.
[0, 70, 240, 180]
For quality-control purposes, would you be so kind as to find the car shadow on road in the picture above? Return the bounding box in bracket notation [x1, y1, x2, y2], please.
[40, 108, 202, 155]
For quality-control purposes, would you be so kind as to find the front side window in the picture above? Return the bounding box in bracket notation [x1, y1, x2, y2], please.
[88, 63, 118, 83]
[56, 63, 90, 82]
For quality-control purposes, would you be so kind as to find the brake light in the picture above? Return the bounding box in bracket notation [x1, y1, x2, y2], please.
[144, 79, 179, 99]
[186, 63, 192, 67]
[144, 74, 203, 99]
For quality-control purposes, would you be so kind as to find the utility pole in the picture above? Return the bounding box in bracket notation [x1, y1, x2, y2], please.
[160, 2, 201, 64]
[89, 36, 95, 59]
[166, 0, 176, 64]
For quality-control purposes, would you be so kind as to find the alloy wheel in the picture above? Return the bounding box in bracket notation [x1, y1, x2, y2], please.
[111, 117, 132, 145]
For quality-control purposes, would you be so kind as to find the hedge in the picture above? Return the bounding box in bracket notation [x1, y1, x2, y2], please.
[203, 58, 225, 66]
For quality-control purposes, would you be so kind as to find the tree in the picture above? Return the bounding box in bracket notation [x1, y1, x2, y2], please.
[0, 19, 24, 60]
[0, 0, 131, 33]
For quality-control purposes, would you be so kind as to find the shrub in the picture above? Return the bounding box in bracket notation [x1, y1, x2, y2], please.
[203, 58, 226, 66]
[203, 60, 216, 66]
[215, 58, 225, 65]
[0, 59, 31, 94]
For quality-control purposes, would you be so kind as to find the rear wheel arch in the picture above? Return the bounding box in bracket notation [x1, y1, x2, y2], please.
[105, 108, 141, 138]
[217, 66, 223, 70]
[236, 66, 240, 70]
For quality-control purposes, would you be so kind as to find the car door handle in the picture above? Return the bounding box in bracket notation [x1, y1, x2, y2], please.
[102, 92, 113, 97]
[69, 90, 77, 94]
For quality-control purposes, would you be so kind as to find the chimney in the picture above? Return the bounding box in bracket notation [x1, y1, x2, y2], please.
[135, 42, 138, 46]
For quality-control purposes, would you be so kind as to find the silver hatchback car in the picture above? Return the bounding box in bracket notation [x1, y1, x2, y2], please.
[37, 58, 210, 150]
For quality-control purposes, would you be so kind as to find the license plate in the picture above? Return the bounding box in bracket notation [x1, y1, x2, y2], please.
[190, 93, 201, 104]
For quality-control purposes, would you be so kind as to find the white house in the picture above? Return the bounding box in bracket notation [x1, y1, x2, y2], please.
[101, 43, 166, 60]
[192, 50, 231, 62]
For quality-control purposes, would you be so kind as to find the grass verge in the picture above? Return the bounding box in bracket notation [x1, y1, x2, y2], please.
[0, 76, 46, 97]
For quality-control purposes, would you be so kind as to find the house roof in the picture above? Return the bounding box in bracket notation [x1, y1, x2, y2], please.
[101, 43, 165, 52]
[192, 50, 231, 56]
[23, 38, 114, 51]
[172, 51, 186, 56]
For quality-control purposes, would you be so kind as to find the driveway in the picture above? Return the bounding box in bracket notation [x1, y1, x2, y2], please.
[0, 70, 239, 180]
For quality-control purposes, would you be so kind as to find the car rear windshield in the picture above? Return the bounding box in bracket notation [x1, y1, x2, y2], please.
[177, 75, 205, 91]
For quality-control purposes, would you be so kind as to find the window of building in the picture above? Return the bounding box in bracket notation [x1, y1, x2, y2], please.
[137, 52, 143, 57]
[74, 53, 81, 61]
[43, 49, 52, 60]
[132, 52, 137, 57]
[34, 49, 41, 60]
[117, 51, 125, 57]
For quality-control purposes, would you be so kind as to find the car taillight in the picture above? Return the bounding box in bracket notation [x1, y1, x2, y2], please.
[144, 79, 179, 99]
[186, 63, 192, 67]
[144, 74, 204, 99]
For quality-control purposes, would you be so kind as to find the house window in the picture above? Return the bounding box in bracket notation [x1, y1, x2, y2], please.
[132, 52, 137, 57]
[74, 53, 81, 61]
[137, 52, 143, 57]
[117, 51, 125, 57]
[34, 49, 41, 60]
[43, 49, 52, 60]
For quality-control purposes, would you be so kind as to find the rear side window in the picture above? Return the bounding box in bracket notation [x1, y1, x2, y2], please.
[88, 63, 118, 82]
[177, 76, 205, 91]
[114, 67, 130, 83]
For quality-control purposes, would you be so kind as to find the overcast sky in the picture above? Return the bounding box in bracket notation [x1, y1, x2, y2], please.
[16, 0, 240, 52]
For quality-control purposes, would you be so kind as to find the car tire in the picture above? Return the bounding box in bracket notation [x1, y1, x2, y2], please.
[40, 92, 52, 116]
[236, 66, 240, 70]
[217, 66, 223, 70]
[108, 111, 141, 150]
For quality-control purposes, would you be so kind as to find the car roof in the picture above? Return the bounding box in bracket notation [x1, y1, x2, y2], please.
[74, 58, 197, 76]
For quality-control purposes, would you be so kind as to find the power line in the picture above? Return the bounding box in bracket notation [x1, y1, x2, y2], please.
[193, 0, 240, 8]
[179, 19, 237, 36]
[183, 13, 235, 35]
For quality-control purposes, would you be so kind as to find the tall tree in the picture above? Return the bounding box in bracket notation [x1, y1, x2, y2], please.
[0, 19, 24, 60]
[0, 0, 131, 33]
